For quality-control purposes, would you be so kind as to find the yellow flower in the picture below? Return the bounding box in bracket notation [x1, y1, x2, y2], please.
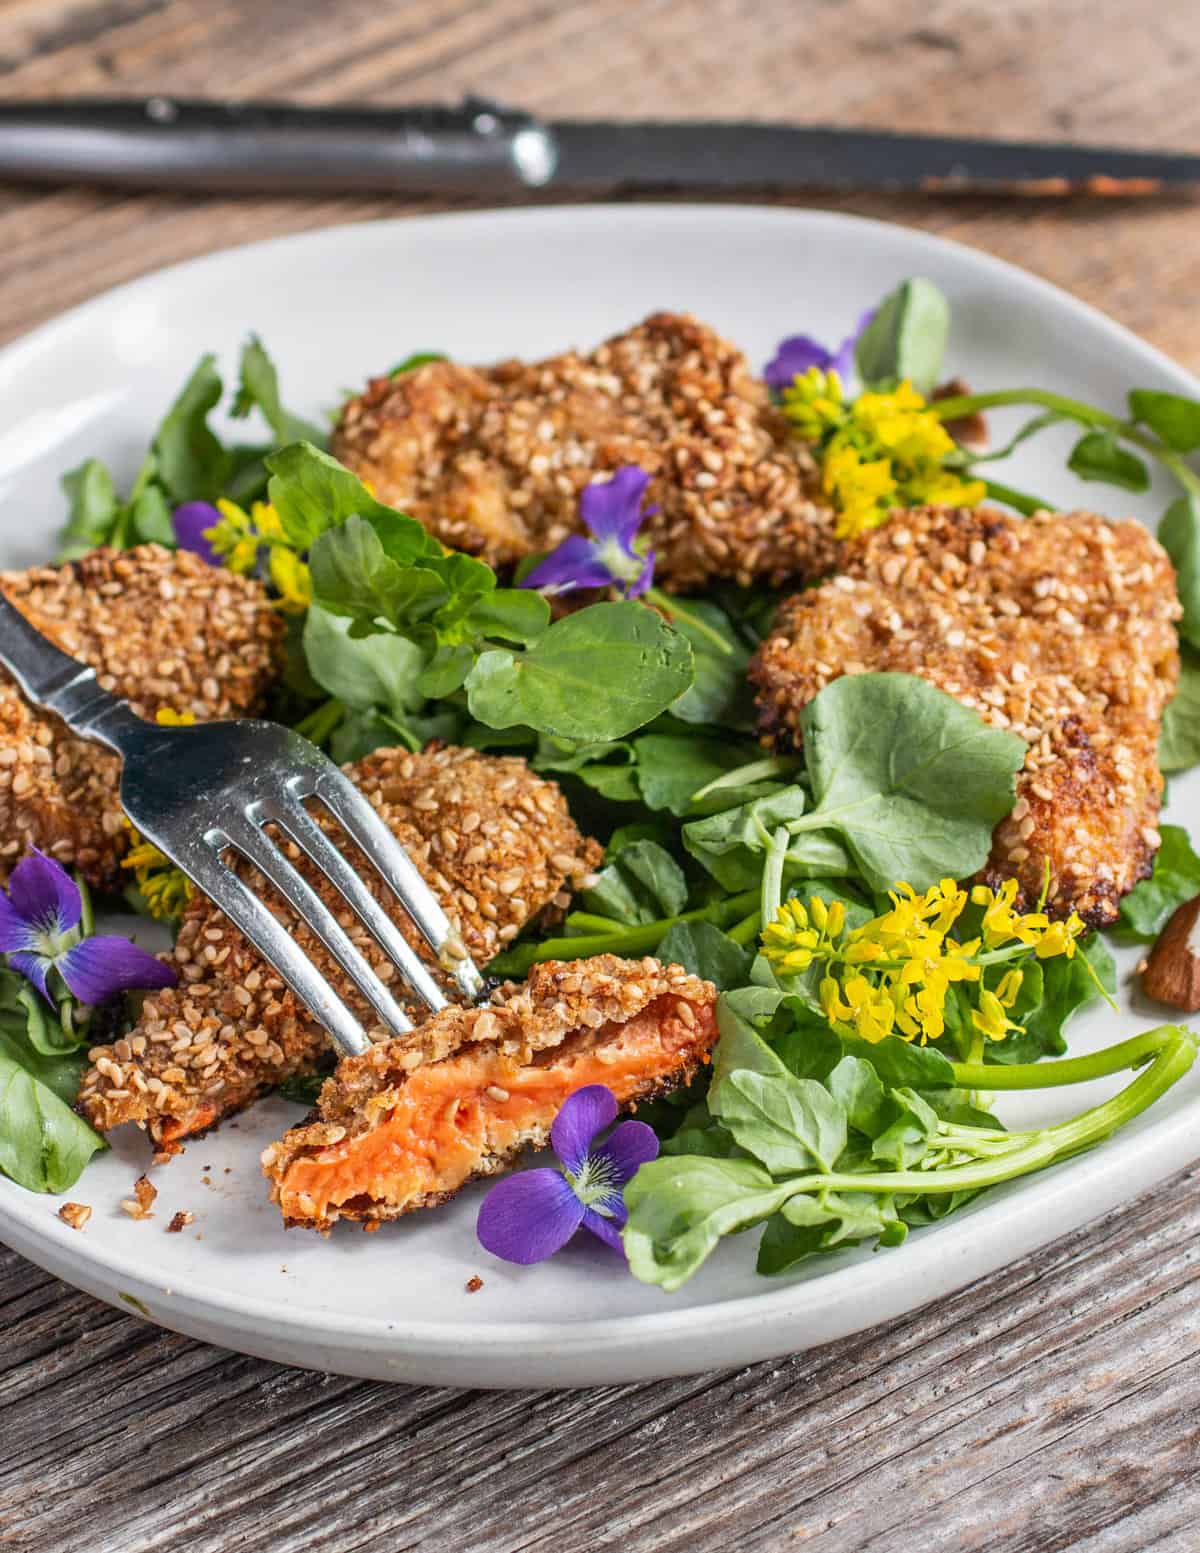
[1035, 915, 1085, 960]
[269, 547, 312, 613]
[121, 824, 194, 920]
[205, 499, 286, 576]
[971, 987, 1022, 1042]
[821, 972, 897, 1044]
[779, 367, 849, 442]
[154, 708, 196, 727]
[821, 443, 897, 540]
[761, 895, 846, 973]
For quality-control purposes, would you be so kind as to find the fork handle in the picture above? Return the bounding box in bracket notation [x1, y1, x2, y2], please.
[0, 593, 145, 755]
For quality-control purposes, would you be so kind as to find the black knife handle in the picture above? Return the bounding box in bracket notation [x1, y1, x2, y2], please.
[0, 96, 559, 194]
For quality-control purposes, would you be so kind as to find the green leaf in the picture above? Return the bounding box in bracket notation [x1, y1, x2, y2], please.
[757, 1190, 904, 1273]
[57, 458, 120, 555]
[581, 840, 688, 925]
[656, 921, 754, 991]
[267, 442, 441, 556]
[152, 353, 230, 502]
[1161, 651, 1200, 773]
[302, 603, 427, 715]
[988, 935, 1114, 1063]
[1119, 825, 1200, 940]
[233, 335, 327, 447]
[854, 278, 950, 395]
[840, 1032, 956, 1090]
[1066, 432, 1149, 493]
[795, 673, 1026, 893]
[462, 589, 550, 647]
[633, 733, 762, 817]
[683, 786, 856, 892]
[1159, 494, 1200, 650]
[870, 1087, 940, 1168]
[623, 1155, 790, 1291]
[665, 600, 753, 727]
[464, 602, 693, 743]
[389, 351, 447, 376]
[128, 484, 175, 546]
[713, 1066, 846, 1175]
[1128, 389, 1200, 453]
[826, 1055, 887, 1137]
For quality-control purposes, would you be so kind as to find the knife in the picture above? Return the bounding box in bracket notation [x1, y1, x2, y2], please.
[0, 96, 1194, 198]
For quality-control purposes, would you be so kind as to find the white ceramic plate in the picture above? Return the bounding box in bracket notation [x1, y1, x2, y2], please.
[0, 206, 1196, 1388]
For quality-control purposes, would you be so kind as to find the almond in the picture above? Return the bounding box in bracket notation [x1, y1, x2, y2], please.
[1141, 895, 1200, 1012]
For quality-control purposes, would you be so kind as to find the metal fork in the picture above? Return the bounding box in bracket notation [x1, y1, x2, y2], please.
[0, 594, 484, 1057]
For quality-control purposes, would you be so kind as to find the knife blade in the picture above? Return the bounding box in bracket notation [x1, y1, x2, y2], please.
[0, 96, 1193, 198]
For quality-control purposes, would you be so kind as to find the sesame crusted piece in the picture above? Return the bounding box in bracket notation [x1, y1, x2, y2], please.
[57, 1201, 91, 1230]
[261, 955, 718, 1232]
[166, 1210, 195, 1233]
[120, 1174, 157, 1220]
[332, 311, 838, 591]
[78, 745, 603, 1148]
[751, 505, 1181, 926]
[0, 545, 284, 889]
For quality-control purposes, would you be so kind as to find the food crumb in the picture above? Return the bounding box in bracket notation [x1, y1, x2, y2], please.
[58, 1202, 91, 1231]
[166, 1210, 195, 1234]
[120, 1175, 157, 1220]
[465, 1275, 484, 1294]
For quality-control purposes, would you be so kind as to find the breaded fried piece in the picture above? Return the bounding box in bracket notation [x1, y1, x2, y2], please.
[332, 312, 837, 591]
[78, 746, 603, 1148]
[0, 546, 283, 889]
[262, 955, 718, 1231]
[751, 506, 1181, 926]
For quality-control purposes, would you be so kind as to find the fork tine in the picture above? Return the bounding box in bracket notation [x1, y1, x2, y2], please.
[220, 815, 418, 1044]
[180, 840, 374, 1059]
[314, 769, 486, 1003]
[263, 792, 449, 1014]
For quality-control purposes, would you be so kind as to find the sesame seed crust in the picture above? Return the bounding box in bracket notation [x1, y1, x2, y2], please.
[750, 505, 1182, 926]
[261, 955, 719, 1231]
[77, 745, 603, 1145]
[331, 311, 839, 591]
[0, 545, 284, 889]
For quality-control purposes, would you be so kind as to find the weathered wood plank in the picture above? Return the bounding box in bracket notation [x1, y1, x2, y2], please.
[1, 1, 1199, 1548]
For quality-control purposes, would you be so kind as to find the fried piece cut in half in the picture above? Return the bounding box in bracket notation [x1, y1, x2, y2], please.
[0, 545, 284, 889]
[78, 746, 603, 1151]
[332, 311, 837, 591]
[262, 955, 718, 1232]
[751, 505, 1181, 926]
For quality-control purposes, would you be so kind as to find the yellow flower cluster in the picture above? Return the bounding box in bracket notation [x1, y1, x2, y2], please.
[761, 878, 1085, 1047]
[779, 369, 986, 539]
[203, 499, 311, 612]
[120, 710, 198, 919]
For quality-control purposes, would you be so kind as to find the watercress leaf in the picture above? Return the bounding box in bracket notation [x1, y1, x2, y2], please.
[623, 1155, 791, 1291]
[581, 839, 688, 925]
[128, 484, 175, 546]
[58, 458, 120, 555]
[462, 589, 550, 646]
[233, 335, 327, 446]
[415, 643, 472, 698]
[1159, 494, 1200, 650]
[464, 603, 693, 743]
[989, 934, 1113, 1064]
[0, 972, 78, 1058]
[656, 921, 754, 991]
[684, 786, 844, 891]
[633, 733, 761, 817]
[661, 1117, 742, 1159]
[827, 1055, 887, 1137]
[389, 351, 447, 375]
[0, 1024, 104, 1192]
[1119, 825, 1200, 940]
[666, 600, 753, 727]
[1161, 651, 1200, 772]
[712, 1067, 847, 1176]
[854, 277, 950, 395]
[797, 673, 1026, 893]
[575, 763, 643, 803]
[303, 603, 427, 713]
[840, 1032, 956, 1090]
[758, 1190, 903, 1273]
[1128, 389, 1200, 453]
[1066, 431, 1149, 493]
[309, 515, 406, 625]
[870, 1087, 940, 1168]
[266, 442, 441, 555]
[152, 353, 230, 502]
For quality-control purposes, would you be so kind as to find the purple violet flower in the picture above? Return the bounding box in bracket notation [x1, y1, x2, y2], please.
[476, 1084, 659, 1264]
[763, 307, 875, 392]
[172, 501, 222, 567]
[0, 848, 176, 1006]
[521, 466, 657, 599]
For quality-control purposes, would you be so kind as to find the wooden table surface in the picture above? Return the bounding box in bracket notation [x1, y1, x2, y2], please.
[2, 2, 1199, 1548]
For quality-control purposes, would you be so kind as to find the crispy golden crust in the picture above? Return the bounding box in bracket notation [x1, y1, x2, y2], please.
[77, 746, 603, 1145]
[0, 546, 283, 889]
[332, 311, 838, 591]
[261, 955, 719, 1231]
[750, 505, 1181, 926]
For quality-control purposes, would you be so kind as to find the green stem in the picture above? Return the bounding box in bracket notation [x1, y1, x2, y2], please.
[951, 1025, 1186, 1091]
[645, 587, 735, 655]
[982, 478, 1046, 516]
[293, 697, 345, 747]
[727, 910, 763, 947]
[488, 888, 761, 976]
[761, 825, 789, 928]
[931, 388, 1200, 496]
[769, 1030, 1195, 1198]
[690, 755, 803, 804]
[565, 912, 627, 935]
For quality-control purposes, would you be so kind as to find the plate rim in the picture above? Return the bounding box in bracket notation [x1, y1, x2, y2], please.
[0, 201, 1197, 1381]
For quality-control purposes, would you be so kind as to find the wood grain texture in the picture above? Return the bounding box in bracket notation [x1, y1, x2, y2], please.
[0, 1, 1198, 1548]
